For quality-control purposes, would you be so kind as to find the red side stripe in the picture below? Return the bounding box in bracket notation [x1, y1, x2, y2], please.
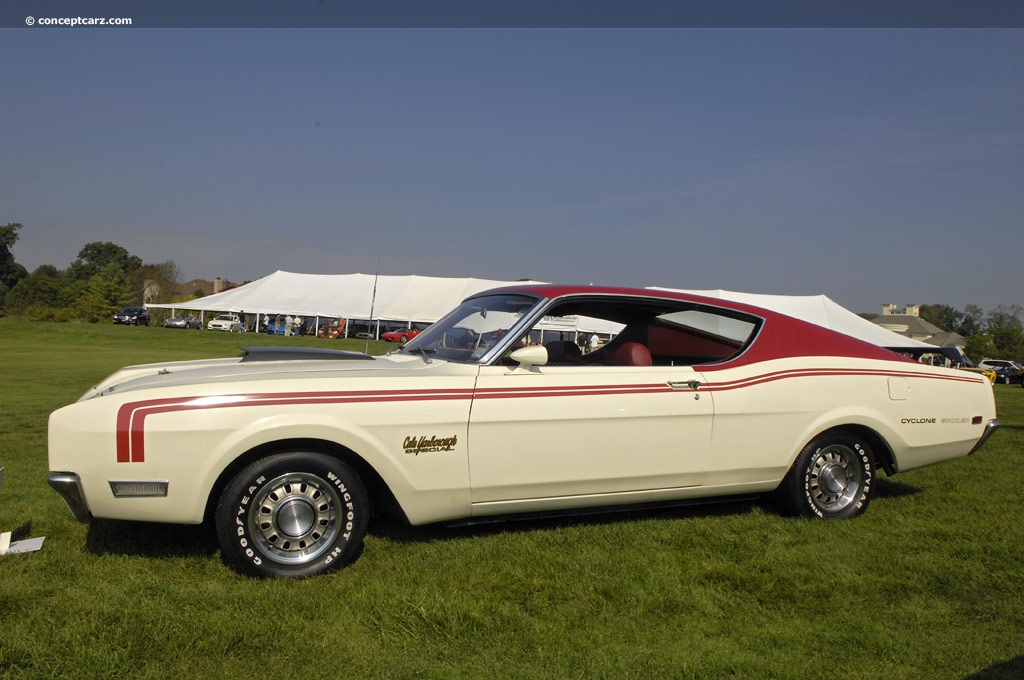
[113, 369, 984, 463]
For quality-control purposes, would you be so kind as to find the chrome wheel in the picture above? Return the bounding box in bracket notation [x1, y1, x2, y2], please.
[217, 452, 368, 577]
[249, 472, 341, 565]
[807, 444, 862, 513]
[779, 433, 874, 519]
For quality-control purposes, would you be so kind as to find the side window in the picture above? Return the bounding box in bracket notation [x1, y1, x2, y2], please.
[505, 298, 760, 368]
[648, 309, 758, 365]
[501, 308, 625, 366]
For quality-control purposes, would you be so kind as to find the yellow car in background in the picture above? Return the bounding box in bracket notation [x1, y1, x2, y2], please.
[960, 365, 997, 383]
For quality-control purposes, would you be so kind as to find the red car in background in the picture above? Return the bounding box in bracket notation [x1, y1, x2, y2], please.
[381, 327, 422, 343]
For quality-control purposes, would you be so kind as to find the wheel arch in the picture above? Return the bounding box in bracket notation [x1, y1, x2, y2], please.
[202, 437, 407, 524]
[804, 424, 896, 476]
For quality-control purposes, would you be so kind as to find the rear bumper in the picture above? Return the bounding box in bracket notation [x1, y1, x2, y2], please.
[968, 419, 1000, 456]
[47, 472, 91, 522]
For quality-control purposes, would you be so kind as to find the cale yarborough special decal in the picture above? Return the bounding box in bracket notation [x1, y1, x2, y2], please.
[403, 435, 459, 455]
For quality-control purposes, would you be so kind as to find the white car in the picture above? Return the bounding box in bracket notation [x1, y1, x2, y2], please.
[48, 285, 1000, 578]
[207, 314, 241, 332]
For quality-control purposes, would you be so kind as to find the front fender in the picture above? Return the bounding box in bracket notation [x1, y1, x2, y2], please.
[172, 409, 473, 526]
[193, 409, 468, 524]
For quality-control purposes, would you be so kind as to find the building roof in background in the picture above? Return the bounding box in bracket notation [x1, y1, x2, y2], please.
[871, 314, 944, 337]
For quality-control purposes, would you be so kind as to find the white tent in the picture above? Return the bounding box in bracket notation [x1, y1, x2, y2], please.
[149, 273, 937, 350]
[148, 271, 532, 323]
[647, 287, 936, 350]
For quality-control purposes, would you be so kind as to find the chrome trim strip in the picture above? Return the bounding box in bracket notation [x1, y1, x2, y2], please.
[47, 472, 91, 522]
[968, 419, 1000, 455]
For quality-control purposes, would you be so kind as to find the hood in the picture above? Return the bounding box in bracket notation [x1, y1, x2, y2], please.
[79, 347, 431, 402]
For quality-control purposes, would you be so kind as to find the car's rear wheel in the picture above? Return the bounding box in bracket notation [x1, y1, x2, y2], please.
[779, 432, 874, 519]
[215, 452, 368, 578]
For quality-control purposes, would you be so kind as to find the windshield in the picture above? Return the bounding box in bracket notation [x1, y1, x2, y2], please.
[402, 293, 540, 363]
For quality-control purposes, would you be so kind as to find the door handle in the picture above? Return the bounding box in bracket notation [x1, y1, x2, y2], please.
[668, 380, 701, 391]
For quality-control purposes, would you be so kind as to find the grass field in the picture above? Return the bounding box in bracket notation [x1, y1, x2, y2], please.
[1, 318, 1022, 679]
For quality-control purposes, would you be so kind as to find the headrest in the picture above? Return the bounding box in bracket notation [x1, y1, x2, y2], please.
[607, 342, 652, 366]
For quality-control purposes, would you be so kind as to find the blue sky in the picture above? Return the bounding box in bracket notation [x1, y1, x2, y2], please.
[2, 28, 1022, 313]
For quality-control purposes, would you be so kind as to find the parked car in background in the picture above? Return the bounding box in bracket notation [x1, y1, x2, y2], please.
[163, 314, 201, 330]
[978, 359, 1023, 385]
[48, 284, 1000, 578]
[348, 322, 374, 339]
[112, 307, 149, 326]
[207, 314, 241, 332]
[960, 365, 997, 383]
[382, 327, 422, 343]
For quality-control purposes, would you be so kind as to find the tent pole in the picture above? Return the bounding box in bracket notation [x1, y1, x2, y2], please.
[365, 258, 380, 354]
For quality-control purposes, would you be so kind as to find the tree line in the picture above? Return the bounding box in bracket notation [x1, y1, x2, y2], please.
[2, 221, 1022, 363]
[0, 222, 185, 323]
[916, 303, 1024, 365]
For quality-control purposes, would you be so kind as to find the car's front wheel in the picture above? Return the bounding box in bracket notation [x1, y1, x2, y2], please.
[778, 432, 874, 519]
[215, 452, 368, 578]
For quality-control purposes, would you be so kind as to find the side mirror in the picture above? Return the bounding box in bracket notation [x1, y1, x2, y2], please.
[507, 345, 548, 373]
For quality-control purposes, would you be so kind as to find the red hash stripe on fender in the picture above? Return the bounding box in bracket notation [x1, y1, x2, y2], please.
[115, 388, 476, 463]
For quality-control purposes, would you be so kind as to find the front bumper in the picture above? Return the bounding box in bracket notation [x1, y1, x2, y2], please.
[968, 419, 1001, 456]
[47, 472, 91, 522]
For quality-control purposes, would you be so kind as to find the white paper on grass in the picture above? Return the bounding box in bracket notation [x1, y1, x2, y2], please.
[0, 467, 45, 555]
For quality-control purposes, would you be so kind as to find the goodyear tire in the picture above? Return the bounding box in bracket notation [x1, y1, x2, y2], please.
[779, 433, 874, 519]
[215, 452, 368, 578]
